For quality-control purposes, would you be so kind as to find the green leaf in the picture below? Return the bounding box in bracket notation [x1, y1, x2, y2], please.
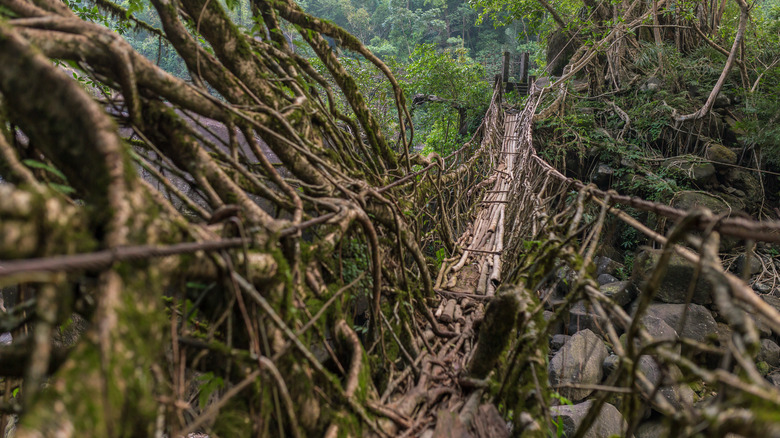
[186, 281, 209, 289]
[48, 183, 76, 195]
[197, 372, 225, 410]
[23, 159, 67, 181]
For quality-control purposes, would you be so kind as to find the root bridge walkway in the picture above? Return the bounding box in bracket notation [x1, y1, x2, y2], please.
[378, 81, 780, 437]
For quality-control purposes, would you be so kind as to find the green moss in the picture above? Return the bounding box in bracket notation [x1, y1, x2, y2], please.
[757, 361, 771, 376]
[213, 399, 253, 437]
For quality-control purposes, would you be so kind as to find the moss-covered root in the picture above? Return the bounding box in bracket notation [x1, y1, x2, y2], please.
[467, 285, 528, 379]
[16, 267, 167, 438]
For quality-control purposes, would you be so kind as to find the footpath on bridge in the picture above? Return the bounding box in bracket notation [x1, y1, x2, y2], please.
[378, 112, 524, 438]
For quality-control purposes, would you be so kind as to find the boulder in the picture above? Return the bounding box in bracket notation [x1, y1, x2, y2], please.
[753, 282, 772, 294]
[671, 191, 733, 217]
[591, 163, 614, 190]
[600, 281, 636, 307]
[544, 310, 565, 335]
[723, 115, 746, 138]
[642, 315, 680, 354]
[594, 256, 623, 277]
[641, 77, 662, 93]
[639, 303, 718, 344]
[724, 168, 762, 208]
[761, 294, 780, 312]
[546, 30, 577, 76]
[632, 250, 712, 304]
[750, 313, 773, 339]
[550, 400, 626, 438]
[757, 339, 780, 367]
[637, 356, 694, 411]
[597, 273, 618, 285]
[549, 329, 609, 402]
[704, 142, 737, 169]
[603, 354, 620, 376]
[767, 371, 780, 387]
[568, 302, 610, 335]
[636, 419, 669, 438]
[714, 92, 731, 108]
[663, 156, 716, 187]
[733, 253, 763, 276]
[551, 334, 571, 351]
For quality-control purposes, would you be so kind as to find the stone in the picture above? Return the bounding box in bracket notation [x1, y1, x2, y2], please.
[724, 115, 746, 137]
[724, 168, 761, 209]
[641, 77, 662, 92]
[734, 253, 763, 276]
[553, 265, 576, 301]
[671, 191, 733, 217]
[550, 400, 626, 438]
[639, 303, 718, 345]
[0, 332, 11, 345]
[546, 30, 577, 76]
[594, 256, 623, 277]
[636, 419, 669, 438]
[642, 315, 680, 354]
[753, 282, 772, 294]
[714, 92, 731, 108]
[716, 192, 747, 214]
[600, 281, 637, 307]
[714, 322, 733, 348]
[597, 273, 618, 285]
[705, 142, 737, 168]
[750, 313, 773, 339]
[757, 339, 780, 367]
[663, 156, 716, 186]
[766, 371, 780, 387]
[551, 334, 571, 351]
[568, 302, 610, 335]
[472, 404, 510, 438]
[621, 156, 638, 169]
[544, 310, 564, 334]
[549, 329, 609, 402]
[603, 354, 620, 376]
[590, 163, 614, 190]
[761, 295, 780, 312]
[671, 191, 744, 251]
[637, 356, 694, 411]
[632, 250, 713, 304]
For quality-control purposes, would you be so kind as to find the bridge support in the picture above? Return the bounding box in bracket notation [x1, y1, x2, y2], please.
[503, 52, 531, 95]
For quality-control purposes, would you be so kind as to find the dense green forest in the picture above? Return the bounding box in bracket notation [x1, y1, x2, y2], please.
[85, 0, 536, 156]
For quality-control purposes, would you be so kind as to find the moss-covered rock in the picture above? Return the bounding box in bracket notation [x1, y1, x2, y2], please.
[632, 250, 713, 304]
[663, 156, 716, 187]
[704, 142, 737, 167]
[549, 329, 608, 402]
[671, 191, 733, 216]
[725, 168, 762, 208]
[550, 400, 627, 438]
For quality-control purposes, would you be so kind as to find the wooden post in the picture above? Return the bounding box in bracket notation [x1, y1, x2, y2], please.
[502, 51, 510, 83]
[519, 52, 529, 84]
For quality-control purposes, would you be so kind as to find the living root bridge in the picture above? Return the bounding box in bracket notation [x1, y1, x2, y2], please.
[0, 0, 524, 434]
[2, 0, 780, 435]
[477, 85, 780, 436]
